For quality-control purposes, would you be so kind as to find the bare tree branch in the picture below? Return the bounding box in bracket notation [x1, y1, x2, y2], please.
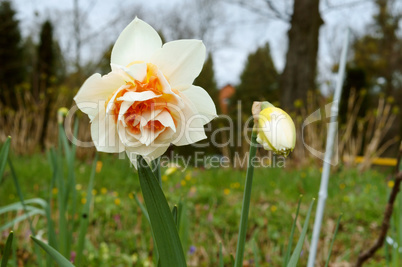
[355, 142, 402, 267]
[264, 0, 291, 21]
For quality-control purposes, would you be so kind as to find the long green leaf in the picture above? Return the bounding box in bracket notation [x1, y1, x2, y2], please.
[0, 209, 45, 232]
[0, 137, 11, 184]
[151, 158, 161, 186]
[284, 195, 303, 266]
[75, 153, 98, 266]
[1, 231, 13, 267]
[287, 199, 315, 267]
[30, 236, 75, 267]
[8, 157, 43, 266]
[0, 198, 47, 214]
[137, 156, 186, 267]
[172, 205, 178, 227]
[325, 214, 342, 267]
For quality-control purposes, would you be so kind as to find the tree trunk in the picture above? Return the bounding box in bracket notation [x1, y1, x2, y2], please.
[280, 0, 323, 110]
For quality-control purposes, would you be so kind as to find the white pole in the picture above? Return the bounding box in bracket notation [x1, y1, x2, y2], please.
[307, 29, 350, 267]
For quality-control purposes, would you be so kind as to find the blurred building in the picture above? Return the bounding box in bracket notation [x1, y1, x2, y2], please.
[219, 84, 235, 114]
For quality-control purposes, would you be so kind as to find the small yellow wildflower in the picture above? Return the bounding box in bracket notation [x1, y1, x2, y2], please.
[131, 253, 138, 263]
[270, 205, 277, 212]
[223, 188, 230, 195]
[181, 180, 186, 186]
[92, 189, 97, 195]
[52, 188, 58, 195]
[339, 183, 346, 190]
[388, 180, 395, 188]
[96, 161, 103, 173]
[114, 198, 121, 206]
[185, 172, 192, 181]
[101, 187, 107, 194]
[162, 175, 168, 182]
[76, 184, 82, 191]
[81, 198, 87, 204]
[164, 166, 178, 176]
[128, 193, 134, 199]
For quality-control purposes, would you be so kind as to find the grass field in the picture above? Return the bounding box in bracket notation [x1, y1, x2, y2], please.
[0, 150, 398, 266]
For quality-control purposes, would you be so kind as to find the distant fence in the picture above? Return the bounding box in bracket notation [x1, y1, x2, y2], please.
[344, 156, 397, 167]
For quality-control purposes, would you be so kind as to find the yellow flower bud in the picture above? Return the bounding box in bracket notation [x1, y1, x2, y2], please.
[57, 107, 68, 124]
[256, 105, 296, 157]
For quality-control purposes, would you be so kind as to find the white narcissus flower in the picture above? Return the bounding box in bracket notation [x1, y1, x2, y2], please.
[256, 104, 296, 157]
[74, 18, 217, 165]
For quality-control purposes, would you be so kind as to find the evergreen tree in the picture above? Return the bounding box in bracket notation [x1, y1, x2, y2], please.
[235, 43, 278, 114]
[36, 20, 59, 149]
[346, 0, 401, 156]
[0, 0, 25, 109]
[351, 0, 401, 96]
[194, 53, 218, 110]
[35, 20, 55, 99]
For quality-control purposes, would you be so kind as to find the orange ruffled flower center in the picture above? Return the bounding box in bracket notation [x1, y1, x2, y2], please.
[105, 63, 176, 136]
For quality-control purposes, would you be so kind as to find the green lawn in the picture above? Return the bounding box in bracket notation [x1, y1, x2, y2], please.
[0, 151, 396, 266]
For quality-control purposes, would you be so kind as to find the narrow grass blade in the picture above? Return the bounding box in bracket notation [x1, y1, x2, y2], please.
[325, 214, 342, 267]
[219, 242, 224, 267]
[177, 199, 183, 231]
[137, 156, 186, 267]
[75, 153, 98, 266]
[287, 199, 315, 267]
[0, 136, 11, 184]
[252, 238, 260, 267]
[1, 231, 13, 267]
[58, 124, 71, 161]
[284, 195, 303, 266]
[54, 128, 68, 257]
[30, 236, 75, 267]
[12, 231, 16, 267]
[134, 193, 150, 223]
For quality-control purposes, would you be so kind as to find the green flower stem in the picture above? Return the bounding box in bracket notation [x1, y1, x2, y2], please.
[234, 130, 258, 267]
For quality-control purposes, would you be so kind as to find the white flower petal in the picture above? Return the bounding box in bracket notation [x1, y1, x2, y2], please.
[126, 144, 169, 168]
[155, 110, 176, 132]
[91, 107, 125, 153]
[150, 40, 206, 89]
[118, 91, 161, 102]
[111, 63, 147, 82]
[74, 72, 125, 119]
[126, 63, 147, 81]
[180, 85, 217, 122]
[111, 17, 162, 66]
[171, 97, 208, 146]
